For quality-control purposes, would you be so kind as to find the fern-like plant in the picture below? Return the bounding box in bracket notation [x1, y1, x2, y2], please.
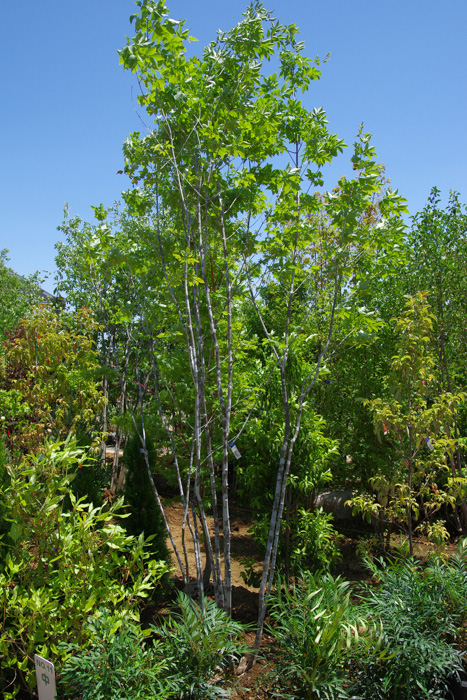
[59, 610, 169, 700]
[350, 555, 464, 699]
[154, 591, 249, 699]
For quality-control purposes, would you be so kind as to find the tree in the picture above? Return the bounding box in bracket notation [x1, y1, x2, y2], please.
[55, 204, 159, 479]
[350, 293, 467, 554]
[0, 250, 42, 345]
[116, 0, 407, 640]
[406, 189, 467, 527]
[52, 0, 412, 643]
[0, 305, 105, 455]
[407, 188, 467, 393]
[122, 433, 170, 566]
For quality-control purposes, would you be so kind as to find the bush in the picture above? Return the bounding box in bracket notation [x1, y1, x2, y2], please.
[154, 591, 249, 699]
[0, 436, 10, 565]
[350, 554, 465, 699]
[59, 592, 249, 700]
[289, 507, 342, 574]
[250, 506, 341, 579]
[59, 609, 170, 700]
[0, 439, 169, 698]
[425, 537, 467, 626]
[267, 572, 380, 700]
[123, 433, 170, 566]
[0, 305, 105, 455]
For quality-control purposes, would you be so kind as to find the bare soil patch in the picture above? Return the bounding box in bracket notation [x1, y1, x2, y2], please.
[162, 498, 262, 622]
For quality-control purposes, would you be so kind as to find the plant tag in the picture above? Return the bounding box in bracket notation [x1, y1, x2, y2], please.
[424, 436, 434, 452]
[34, 654, 57, 700]
[230, 442, 241, 459]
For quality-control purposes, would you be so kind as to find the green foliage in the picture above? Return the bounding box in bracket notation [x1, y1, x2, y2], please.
[239, 556, 263, 588]
[239, 399, 337, 513]
[154, 591, 249, 699]
[267, 572, 380, 699]
[289, 507, 342, 574]
[123, 433, 171, 571]
[250, 506, 342, 579]
[241, 401, 341, 575]
[59, 592, 249, 700]
[351, 554, 466, 699]
[267, 550, 467, 699]
[424, 537, 467, 626]
[0, 439, 169, 697]
[0, 436, 10, 564]
[349, 292, 467, 548]
[54, 0, 407, 616]
[59, 609, 170, 700]
[70, 438, 113, 506]
[315, 340, 396, 491]
[0, 305, 105, 454]
[0, 250, 43, 345]
[407, 188, 467, 394]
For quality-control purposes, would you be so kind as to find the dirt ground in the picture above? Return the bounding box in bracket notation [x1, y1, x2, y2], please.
[162, 499, 263, 621]
[162, 498, 460, 607]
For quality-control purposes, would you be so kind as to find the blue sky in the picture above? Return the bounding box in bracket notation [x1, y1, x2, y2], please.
[2, 0, 467, 288]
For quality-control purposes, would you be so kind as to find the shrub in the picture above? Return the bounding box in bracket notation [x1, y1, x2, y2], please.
[425, 537, 467, 626]
[59, 592, 249, 700]
[267, 572, 380, 700]
[0, 439, 169, 698]
[0, 436, 10, 564]
[59, 609, 170, 700]
[154, 590, 249, 699]
[289, 507, 342, 574]
[250, 506, 341, 579]
[0, 305, 105, 455]
[350, 555, 465, 699]
[0, 251, 42, 345]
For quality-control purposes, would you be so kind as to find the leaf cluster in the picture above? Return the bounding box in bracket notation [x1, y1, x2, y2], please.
[154, 591, 249, 698]
[59, 591, 249, 700]
[0, 305, 105, 454]
[59, 610, 169, 699]
[267, 572, 383, 699]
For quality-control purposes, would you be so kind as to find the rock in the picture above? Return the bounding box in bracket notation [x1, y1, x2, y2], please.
[315, 490, 353, 520]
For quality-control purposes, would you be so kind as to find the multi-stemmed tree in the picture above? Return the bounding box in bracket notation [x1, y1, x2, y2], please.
[116, 0, 406, 640]
[53, 1, 407, 651]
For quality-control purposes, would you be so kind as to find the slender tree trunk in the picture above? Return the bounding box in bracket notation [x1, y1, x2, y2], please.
[100, 373, 108, 464]
[407, 375, 414, 557]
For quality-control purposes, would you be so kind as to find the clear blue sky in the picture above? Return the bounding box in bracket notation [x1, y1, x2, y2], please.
[2, 0, 466, 288]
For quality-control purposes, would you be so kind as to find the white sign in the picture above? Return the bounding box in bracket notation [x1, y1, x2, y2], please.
[230, 442, 241, 459]
[34, 654, 57, 700]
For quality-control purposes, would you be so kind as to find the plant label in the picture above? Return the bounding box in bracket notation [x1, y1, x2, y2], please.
[424, 436, 434, 452]
[230, 442, 241, 459]
[34, 654, 57, 700]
